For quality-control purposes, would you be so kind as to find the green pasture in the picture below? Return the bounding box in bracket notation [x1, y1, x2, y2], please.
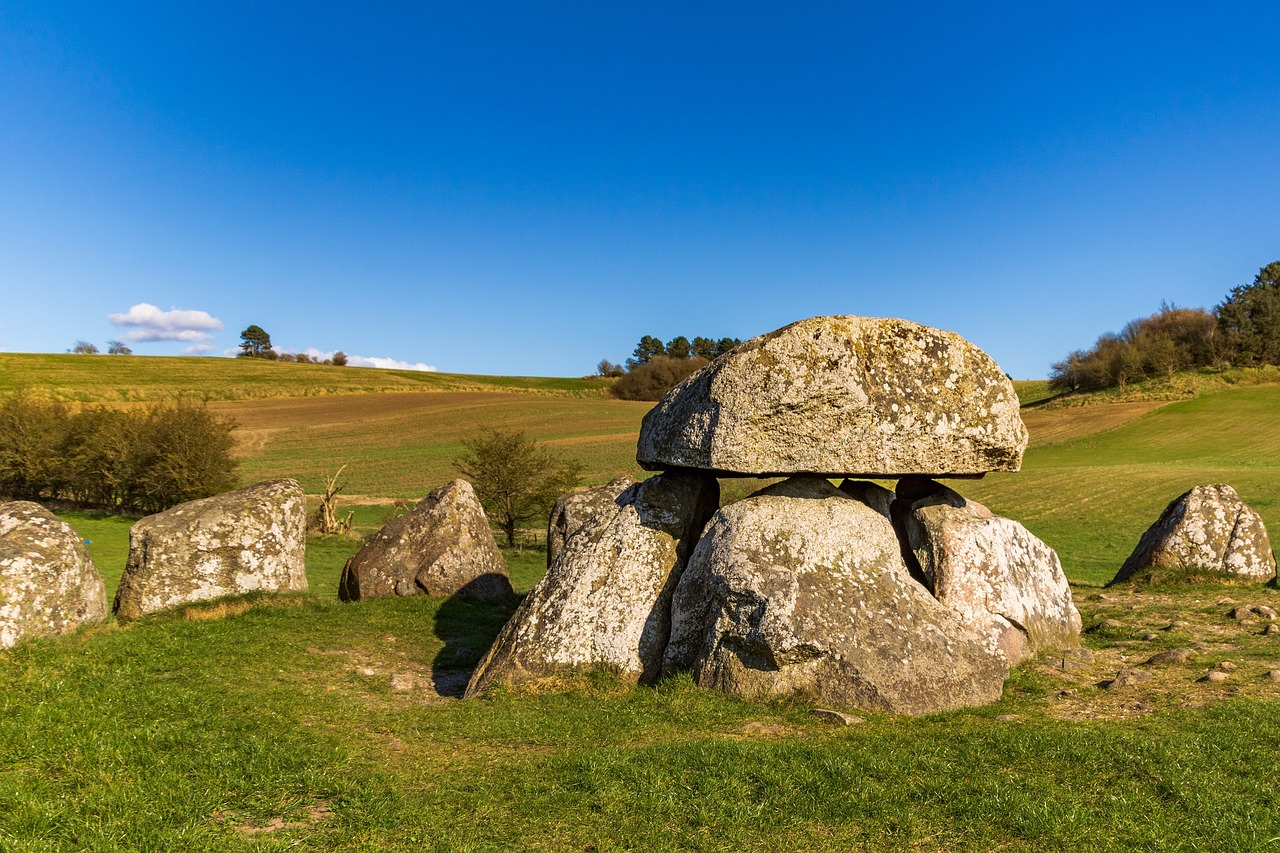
[0, 353, 610, 402]
[967, 384, 1280, 585]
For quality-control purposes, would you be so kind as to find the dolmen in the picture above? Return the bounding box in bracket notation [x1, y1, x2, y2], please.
[1111, 484, 1276, 584]
[114, 479, 308, 620]
[1, 501, 108, 647]
[467, 316, 1082, 714]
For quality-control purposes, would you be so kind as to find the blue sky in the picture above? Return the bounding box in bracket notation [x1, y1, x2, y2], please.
[2, 2, 1277, 378]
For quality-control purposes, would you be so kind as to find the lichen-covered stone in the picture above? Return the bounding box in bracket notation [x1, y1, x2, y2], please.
[1, 501, 108, 647]
[546, 477, 635, 569]
[636, 315, 1027, 477]
[1112, 484, 1277, 584]
[465, 469, 718, 697]
[899, 479, 1082, 665]
[667, 476, 1008, 715]
[113, 479, 307, 620]
[339, 479, 511, 602]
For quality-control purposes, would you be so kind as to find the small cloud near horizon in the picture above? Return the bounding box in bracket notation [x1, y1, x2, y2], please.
[219, 346, 436, 372]
[108, 303, 223, 345]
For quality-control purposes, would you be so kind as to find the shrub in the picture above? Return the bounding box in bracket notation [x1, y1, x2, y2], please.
[610, 356, 709, 401]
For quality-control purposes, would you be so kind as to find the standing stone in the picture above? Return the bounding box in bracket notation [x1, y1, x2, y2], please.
[339, 479, 512, 602]
[113, 479, 307, 620]
[1111, 484, 1277, 584]
[546, 477, 635, 569]
[1, 501, 108, 648]
[668, 476, 1008, 715]
[637, 316, 1027, 477]
[465, 469, 718, 697]
[897, 478, 1082, 665]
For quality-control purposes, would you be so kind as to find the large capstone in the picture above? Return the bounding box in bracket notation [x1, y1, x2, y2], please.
[465, 469, 718, 697]
[113, 479, 308, 620]
[897, 478, 1082, 665]
[1, 501, 108, 648]
[636, 315, 1027, 477]
[666, 476, 1008, 715]
[1112, 484, 1277, 584]
[339, 479, 512, 602]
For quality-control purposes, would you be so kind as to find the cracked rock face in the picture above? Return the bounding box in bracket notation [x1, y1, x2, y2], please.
[113, 479, 307, 620]
[899, 479, 1082, 666]
[339, 479, 512, 602]
[1112, 484, 1277, 583]
[465, 469, 718, 697]
[636, 316, 1027, 478]
[1, 501, 108, 648]
[667, 476, 1008, 715]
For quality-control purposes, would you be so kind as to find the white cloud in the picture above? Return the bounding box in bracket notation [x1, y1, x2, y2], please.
[348, 355, 437, 372]
[108, 303, 224, 344]
[180, 344, 216, 355]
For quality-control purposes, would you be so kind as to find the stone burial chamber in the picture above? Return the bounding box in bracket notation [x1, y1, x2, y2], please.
[466, 315, 1081, 715]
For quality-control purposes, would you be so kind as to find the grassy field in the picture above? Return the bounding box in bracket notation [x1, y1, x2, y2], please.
[0, 353, 611, 402]
[7, 355, 1280, 850]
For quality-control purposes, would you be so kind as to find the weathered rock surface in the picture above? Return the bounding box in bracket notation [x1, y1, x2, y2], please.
[339, 479, 511, 602]
[465, 469, 717, 697]
[1, 501, 108, 647]
[113, 479, 307, 620]
[666, 476, 1009, 715]
[1111, 484, 1277, 584]
[636, 315, 1027, 477]
[898, 478, 1082, 665]
[546, 477, 635, 569]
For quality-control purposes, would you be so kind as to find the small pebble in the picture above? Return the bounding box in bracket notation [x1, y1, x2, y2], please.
[1213, 661, 1238, 673]
[1251, 605, 1278, 620]
[1090, 619, 1125, 633]
[1217, 597, 1237, 605]
[1141, 633, 1160, 641]
[1268, 670, 1280, 682]
[1103, 669, 1153, 690]
[1263, 623, 1280, 636]
[359, 667, 376, 676]
[389, 674, 416, 692]
[1229, 606, 1252, 621]
[1053, 689, 1078, 700]
[1145, 648, 1193, 665]
[1164, 620, 1191, 631]
[1199, 671, 1230, 683]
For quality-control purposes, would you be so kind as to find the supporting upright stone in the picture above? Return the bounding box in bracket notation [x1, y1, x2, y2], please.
[465, 469, 718, 697]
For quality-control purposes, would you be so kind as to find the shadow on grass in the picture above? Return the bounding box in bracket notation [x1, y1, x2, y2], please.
[430, 586, 522, 696]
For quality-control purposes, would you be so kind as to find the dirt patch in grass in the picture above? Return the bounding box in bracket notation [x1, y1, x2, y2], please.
[219, 800, 333, 836]
[1022, 400, 1170, 447]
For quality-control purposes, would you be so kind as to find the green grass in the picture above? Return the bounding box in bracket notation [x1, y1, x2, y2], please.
[966, 384, 1280, 585]
[6, 591, 1280, 850]
[0, 352, 612, 402]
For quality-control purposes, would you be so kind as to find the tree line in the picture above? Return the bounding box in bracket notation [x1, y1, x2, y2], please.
[601, 334, 742, 401]
[0, 395, 238, 514]
[1050, 261, 1280, 392]
[238, 325, 349, 365]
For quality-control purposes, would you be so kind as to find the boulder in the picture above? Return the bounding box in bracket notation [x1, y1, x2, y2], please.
[546, 476, 635, 569]
[897, 478, 1082, 665]
[339, 479, 512, 602]
[666, 476, 1008, 715]
[1, 501, 108, 647]
[637, 315, 1027, 477]
[113, 479, 307, 620]
[465, 469, 718, 697]
[1111, 484, 1277, 584]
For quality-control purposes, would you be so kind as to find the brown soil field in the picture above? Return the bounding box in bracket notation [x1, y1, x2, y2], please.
[1021, 400, 1170, 447]
[211, 391, 652, 498]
